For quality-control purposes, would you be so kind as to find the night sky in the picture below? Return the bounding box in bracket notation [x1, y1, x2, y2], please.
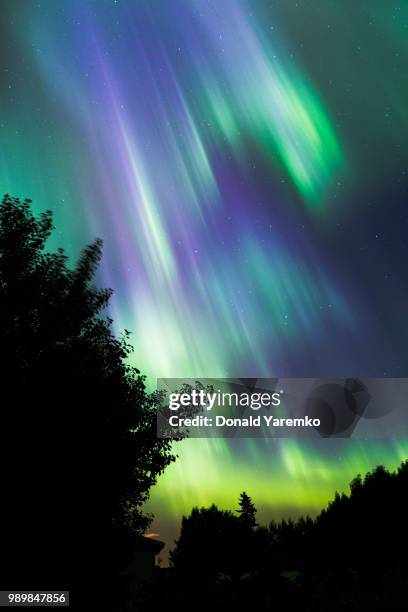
[1, 0, 408, 557]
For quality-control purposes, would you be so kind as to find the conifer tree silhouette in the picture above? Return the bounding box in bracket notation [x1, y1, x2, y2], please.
[237, 491, 258, 528]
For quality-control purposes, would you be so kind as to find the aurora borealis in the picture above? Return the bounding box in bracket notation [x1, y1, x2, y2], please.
[1, 0, 408, 557]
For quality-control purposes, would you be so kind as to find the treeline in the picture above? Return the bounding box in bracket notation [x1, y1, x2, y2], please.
[138, 461, 408, 610]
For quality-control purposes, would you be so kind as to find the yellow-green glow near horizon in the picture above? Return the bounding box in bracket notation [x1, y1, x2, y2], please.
[146, 438, 408, 523]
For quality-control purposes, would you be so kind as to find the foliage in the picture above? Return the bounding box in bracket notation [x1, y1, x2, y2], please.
[163, 461, 408, 611]
[0, 195, 175, 596]
[236, 491, 258, 529]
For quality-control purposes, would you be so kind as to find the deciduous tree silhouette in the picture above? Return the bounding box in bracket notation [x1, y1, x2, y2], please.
[170, 493, 262, 587]
[170, 505, 244, 578]
[0, 195, 175, 601]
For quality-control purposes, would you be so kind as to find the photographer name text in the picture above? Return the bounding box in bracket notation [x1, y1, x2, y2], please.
[168, 415, 321, 428]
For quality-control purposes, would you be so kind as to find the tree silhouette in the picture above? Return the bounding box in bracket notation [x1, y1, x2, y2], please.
[158, 461, 408, 611]
[0, 195, 175, 601]
[170, 505, 242, 577]
[237, 491, 258, 529]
